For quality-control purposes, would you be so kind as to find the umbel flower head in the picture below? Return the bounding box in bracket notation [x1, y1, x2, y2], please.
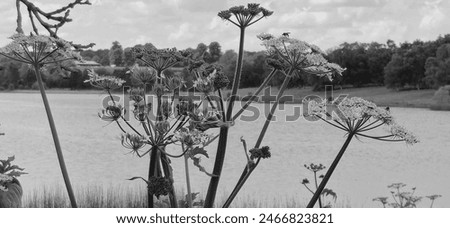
[258, 33, 345, 81]
[132, 46, 186, 76]
[121, 133, 147, 155]
[218, 3, 273, 27]
[0, 33, 81, 66]
[162, 74, 185, 92]
[84, 69, 125, 90]
[99, 104, 123, 122]
[192, 64, 229, 92]
[306, 97, 418, 145]
[129, 65, 156, 86]
[174, 126, 211, 147]
[304, 163, 326, 173]
[249, 146, 271, 160]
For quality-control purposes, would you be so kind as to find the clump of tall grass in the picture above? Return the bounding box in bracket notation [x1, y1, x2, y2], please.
[22, 185, 352, 208]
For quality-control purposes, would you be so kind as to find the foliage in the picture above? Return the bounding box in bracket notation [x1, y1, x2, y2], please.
[301, 163, 337, 208]
[373, 183, 442, 208]
[109, 41, 124, 67]
[424, 44, 450, 89]
[0, 156, 27, 192]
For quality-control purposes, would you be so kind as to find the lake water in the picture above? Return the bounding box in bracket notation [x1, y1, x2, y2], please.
[0, 92, 449, 207]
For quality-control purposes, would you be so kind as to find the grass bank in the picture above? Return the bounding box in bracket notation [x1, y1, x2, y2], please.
[22, 185, 350, 208]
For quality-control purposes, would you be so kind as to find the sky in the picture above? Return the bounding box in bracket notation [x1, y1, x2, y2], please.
[1, 0, 450, 52]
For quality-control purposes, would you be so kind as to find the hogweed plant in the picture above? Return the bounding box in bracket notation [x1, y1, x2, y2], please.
[373, 183, 441, 208]
[0, 0, 94, 208]
[86, 3, 344, 208]
[205, 4, 274, 207]
[305, 97, 418, 208]
[301, 163, 337, 208]
[86, 52, 226, 208]
[222, 33, 344, 208]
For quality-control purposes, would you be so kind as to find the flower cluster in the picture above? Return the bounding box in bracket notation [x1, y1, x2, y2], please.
[99, 104, 123, 122]
[177, 98, 196, 116]
[132, 47, 187, 75]
[304, 163, 326, 173]
[129, 65, 156, 86]
[389, 124, 419, 145]
[308, 97, 393, 123]
[188, 109, 225, 131]
[147, 176, 172, 199]
[249, 146, 271, 160]
[306, 97, 418, 145]
[162, 74, 185, 92]
[0, 33, 81, 65]
[218, 4, 273, 27]
[84, 69, 125, 90]
[121, 133, 147, 154]
[174, 127, 211, 147]
[258, 33, 345, 80]
[192, 64, 229, 93]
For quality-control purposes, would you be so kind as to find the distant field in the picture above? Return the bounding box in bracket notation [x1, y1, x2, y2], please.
[3, 86, 437, 108]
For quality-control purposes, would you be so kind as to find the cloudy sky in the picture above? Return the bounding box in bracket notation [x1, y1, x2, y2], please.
[1, 0, 450, 52]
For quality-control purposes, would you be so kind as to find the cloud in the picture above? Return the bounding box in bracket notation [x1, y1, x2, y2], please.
[1, 0, 450, 52]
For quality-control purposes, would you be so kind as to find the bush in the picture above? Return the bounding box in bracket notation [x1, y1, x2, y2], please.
[31, 81, 47, 90]
[7, 84, 15, 91]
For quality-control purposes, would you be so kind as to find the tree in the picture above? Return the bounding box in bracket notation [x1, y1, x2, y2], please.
[205, 41, 222, 63]
[109, 41, 124, 66]
[425, 44, 450, 88]
[123, 47, 135, 67]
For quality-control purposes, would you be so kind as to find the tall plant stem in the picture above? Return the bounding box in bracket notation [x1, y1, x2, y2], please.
[147, 146, 158, 208]
[307, 132, 354, 208]
[204, 26, 246, 208]
[34, 65, 77, 208]
[313, 172, 323, 208]
[232, 68, 277, 122]
[223, 71, 294, 208]
[160, 152, 178, 208]
[183, 144, 193, 208]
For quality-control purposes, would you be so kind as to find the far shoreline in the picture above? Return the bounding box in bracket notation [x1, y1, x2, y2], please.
[0, 86, 442, 110]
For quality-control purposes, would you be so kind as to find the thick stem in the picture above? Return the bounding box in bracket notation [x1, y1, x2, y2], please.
[34, 65, 77, 208]
[307, 132, 354, 208]
[204, 126, 228, 207]
[223, 72, 294, 208]
[225, 26, 246, 120]
[147, 146, 158, 208]
[160, 152, 178, 208]
[232, 69, 277, 121]
[183, 144, 193, 208]
[204, 26, 246, 208]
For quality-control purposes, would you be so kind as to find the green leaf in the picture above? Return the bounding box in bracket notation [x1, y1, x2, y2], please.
[190, 147, 209, 158]
[322, 188, 337, 201]
[128, 176, 148, 184]
[8, 170, 28, 178]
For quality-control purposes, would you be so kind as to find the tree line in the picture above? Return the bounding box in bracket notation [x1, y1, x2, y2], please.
[2, 34, 450, 91]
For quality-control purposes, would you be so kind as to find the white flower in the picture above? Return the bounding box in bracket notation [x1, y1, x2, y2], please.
[0, 33, 81, 64]
[84, 69, 125, 90]
[389, 124, 419, 145]
[258, 33, 345, 80]
[174, 127, 211, 147]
